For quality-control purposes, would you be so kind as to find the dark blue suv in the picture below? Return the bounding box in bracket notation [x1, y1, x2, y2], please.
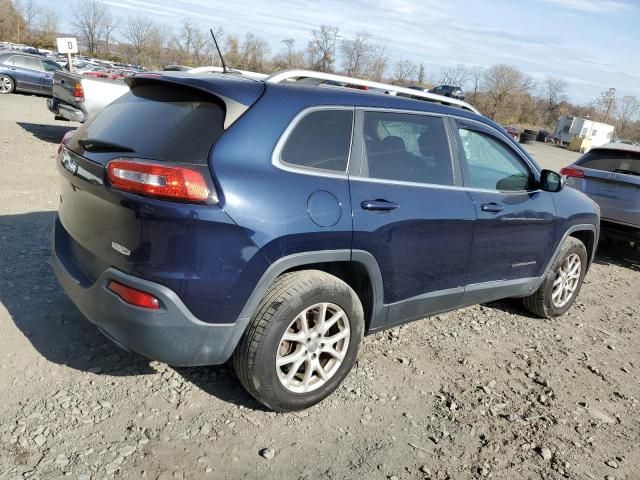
[52, 71, 599, 411]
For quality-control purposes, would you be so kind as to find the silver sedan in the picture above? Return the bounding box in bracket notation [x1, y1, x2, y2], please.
[561, 143, 640, 243]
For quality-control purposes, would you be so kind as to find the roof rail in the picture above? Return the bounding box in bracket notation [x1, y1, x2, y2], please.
[188, 65, 268, 80]
[265, 69, 480, 114]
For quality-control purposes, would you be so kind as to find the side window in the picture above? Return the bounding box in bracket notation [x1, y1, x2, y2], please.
[362, 111, 454, 186]
[280, 109, 353, 173]
[42, 60, 61, 72]
[12, 55, 39, 70]
[458, 127, 534, 191]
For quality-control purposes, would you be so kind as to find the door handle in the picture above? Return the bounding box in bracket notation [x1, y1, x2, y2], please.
[361, 199, 399, 212]
[480, 202, 504, 213]
[8, 67, 16, 71]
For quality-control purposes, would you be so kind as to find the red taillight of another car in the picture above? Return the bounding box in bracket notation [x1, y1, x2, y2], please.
[559, 166, 585, 178]
[108, 281, 160, 309]
[58, 130, 75, 154]
[74, 81, 84, 102]
[107, 159, 217, 204]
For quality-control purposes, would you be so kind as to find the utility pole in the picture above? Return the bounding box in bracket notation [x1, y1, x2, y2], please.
[602, 87, 616, 124]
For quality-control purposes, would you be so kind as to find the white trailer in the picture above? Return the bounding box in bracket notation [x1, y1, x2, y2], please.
[554, 116, 615, 147]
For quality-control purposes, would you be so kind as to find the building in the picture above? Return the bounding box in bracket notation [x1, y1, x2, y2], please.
[554, 116, 615, 148]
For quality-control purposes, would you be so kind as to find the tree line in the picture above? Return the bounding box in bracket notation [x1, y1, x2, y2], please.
[1, 0, 639, 141]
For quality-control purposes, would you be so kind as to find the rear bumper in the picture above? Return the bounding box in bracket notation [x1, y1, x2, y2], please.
[48, 98, 85, 123]
[52, 215, 244, 366]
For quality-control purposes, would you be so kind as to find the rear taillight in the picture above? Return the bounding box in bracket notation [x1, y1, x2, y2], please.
[107, 159, 216, 203]
[559, 167, 585, 178]
[74, 81, 84, 102]
[108, 281, 160, 309]
[58, 130, 75, 154]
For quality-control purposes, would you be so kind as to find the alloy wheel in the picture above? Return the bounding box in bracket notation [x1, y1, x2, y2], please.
[552, 253, 582, 308]
[0, 77, 12, 93]
[275, 302, 350, 393]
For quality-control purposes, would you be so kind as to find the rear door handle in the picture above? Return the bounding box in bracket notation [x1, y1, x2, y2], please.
[361, 199, 399, 212]
[480, 202, 504, 213]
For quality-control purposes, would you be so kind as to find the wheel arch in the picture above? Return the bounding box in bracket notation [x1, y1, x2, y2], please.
[236, 250, 386, 336]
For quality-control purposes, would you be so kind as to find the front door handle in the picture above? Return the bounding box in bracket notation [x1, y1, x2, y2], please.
[480, 202, 504, 213]
[361, 199, 399, 212]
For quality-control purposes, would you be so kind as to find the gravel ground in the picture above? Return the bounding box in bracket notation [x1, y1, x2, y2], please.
[1, 93, 639, 480]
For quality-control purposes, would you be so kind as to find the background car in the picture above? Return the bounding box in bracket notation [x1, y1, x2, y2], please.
[561, 143, 640, 242]
[503, 126, 520, 140]
[428, 85, 465, 100]
[0, 50, 64, 95]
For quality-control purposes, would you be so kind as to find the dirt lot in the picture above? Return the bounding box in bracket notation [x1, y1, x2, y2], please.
[1, 93, 639, 480]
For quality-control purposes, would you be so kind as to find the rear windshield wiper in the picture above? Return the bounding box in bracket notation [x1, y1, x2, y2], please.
[78, 138, 135, 153]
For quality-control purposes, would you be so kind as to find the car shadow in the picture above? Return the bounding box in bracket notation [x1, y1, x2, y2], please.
[16, 122, 75, 144]
[594, 238, 640, 272]
[0, 211, 259, 409]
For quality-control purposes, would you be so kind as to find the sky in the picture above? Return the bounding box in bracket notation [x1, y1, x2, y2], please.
[52, 0, 640, 103]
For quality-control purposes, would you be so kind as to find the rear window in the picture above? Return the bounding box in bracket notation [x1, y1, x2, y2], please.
[280, 109, 353, 173]
[77, 84, 225, 164]
[577, 149, 640, 176]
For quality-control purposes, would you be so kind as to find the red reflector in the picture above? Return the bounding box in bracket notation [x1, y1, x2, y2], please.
[108, 281, 160, 310]
[107, 159, 212, 203]
[559, 166, 585, 178]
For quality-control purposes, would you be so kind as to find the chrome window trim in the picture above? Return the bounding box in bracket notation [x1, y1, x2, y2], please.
[271, 104, 542, 194]
[348, 174, 541, 195]
[271, 105, 355, 179]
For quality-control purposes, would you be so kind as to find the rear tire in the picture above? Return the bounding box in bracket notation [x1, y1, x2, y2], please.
[523, 237, 587, 318]
[0, 75, 15, 94]
[233, 270, 364, 412]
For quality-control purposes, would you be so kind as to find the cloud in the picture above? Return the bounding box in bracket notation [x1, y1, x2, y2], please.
[541, 0, 634, 14]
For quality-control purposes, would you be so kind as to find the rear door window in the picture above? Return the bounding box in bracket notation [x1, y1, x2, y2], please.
[73, 84, 225, 164]
[577, 150, 640, 176]
[11, 55, 40, 70]
[280, 109, 353, 173]
[361, 111, 454, 186]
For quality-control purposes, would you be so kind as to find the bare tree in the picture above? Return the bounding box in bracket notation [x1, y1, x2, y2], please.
[341, 32, 373, 77]
[121, 15, 156, 64]
[416, 63, 426, 86]
[37, 7, 57, 46]
[307, 25, 339, 72]
[615, 96, 640, 139]
[482, 64, 534, 121]
[367, 43, 387, 81]
[190, 28, 211, 65]
[338, 31, 388, 80]
[274, 38, 305, 69]
[595, 88, 617, 124]
[392, 59, 417, 86]
[17, 0, 39, 38]
[223, 33, 242, 67]
[438, 64, 469, 86]
[101, 11, 119, 57]
[71, 0, 109, 55]
[467, 66, 484, 96]
[0, 0, 27, 43]
[239, 33, 270, 71]
[542, 76, 568, 123]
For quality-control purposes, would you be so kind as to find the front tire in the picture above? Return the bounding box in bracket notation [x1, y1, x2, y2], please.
[0, 75, 15, 94]
[523, 237, 588, 318]
[233, 270, 364, 412]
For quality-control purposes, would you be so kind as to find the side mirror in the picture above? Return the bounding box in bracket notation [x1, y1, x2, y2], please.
[540, 169, 565, 192]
